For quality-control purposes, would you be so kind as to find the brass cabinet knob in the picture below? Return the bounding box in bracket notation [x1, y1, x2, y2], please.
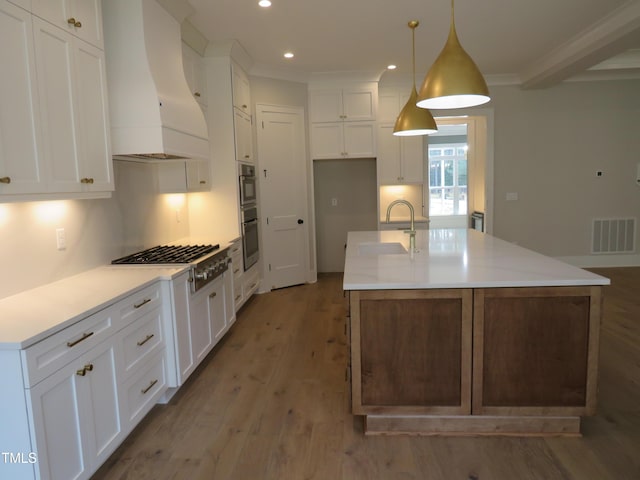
[80, 177, 94, 184]
[194, 92, 201, 97]
[0, 177, 10, 184]
[67, 17, 81, 27]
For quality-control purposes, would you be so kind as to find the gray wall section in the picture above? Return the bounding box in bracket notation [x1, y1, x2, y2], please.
[313, 158, 378, 272]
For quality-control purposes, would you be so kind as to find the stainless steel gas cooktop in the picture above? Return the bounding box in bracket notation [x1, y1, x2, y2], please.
[111, 244, 220, 265]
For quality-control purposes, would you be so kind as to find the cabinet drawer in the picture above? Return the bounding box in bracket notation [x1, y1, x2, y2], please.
[231, 257, 243, 280]
[119, 308, 164, 381]
[122, 352, 167, 427]
[243, 265, 259, 297]
[22, 305, 116, 387]
[233, 282, 243, 309]
[117, 282, 163, 328]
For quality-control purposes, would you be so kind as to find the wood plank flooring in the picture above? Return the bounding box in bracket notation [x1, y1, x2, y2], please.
[92, 268, 640, 480]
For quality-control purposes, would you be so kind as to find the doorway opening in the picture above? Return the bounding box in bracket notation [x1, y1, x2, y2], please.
[427, 115, 490, 230]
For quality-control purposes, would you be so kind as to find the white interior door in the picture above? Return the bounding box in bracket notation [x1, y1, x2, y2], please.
[256, 105, 309, 290]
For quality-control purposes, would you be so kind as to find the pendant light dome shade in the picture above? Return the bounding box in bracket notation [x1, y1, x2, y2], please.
[393, 85, 437, 136]
[393, 20, 437, 136]
[416, 1, 490, 109]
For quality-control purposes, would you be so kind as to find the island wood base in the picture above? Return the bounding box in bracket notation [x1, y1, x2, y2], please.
[363, 415, 582, 436]
[349, 286, 602, 436]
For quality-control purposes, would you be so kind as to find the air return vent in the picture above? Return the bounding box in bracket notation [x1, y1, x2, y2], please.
[592, 218, 636, 254]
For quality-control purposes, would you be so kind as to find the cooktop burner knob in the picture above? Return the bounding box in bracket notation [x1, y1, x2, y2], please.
[194, 270, 208, 281]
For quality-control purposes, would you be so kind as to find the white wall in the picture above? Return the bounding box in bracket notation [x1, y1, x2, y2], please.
[489, 79, 640, 265]
[0, 161, 190, 299]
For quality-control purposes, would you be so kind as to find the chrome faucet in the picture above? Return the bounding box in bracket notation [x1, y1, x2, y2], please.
[385, 199, 416, 252]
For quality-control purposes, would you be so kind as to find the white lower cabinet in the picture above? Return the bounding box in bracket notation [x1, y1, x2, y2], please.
[27, 339, 122, 480]
[168, 266, 235, 387]
[3, 281, 169, 480]
[121, 350, 166, 428]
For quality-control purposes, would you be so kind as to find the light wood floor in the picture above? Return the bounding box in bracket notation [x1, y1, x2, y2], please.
[92, 268, 640, 480]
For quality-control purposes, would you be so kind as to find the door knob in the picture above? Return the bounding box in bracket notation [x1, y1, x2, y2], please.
[297, 219, 304, 224]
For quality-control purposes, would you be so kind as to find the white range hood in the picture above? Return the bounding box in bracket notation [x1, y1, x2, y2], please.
[102, 0, 208, 160]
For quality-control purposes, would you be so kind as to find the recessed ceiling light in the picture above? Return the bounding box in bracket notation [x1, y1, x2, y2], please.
[258, 0, 271, 7]
[284, 52, 294, 59]
[387, 65, 397, 70]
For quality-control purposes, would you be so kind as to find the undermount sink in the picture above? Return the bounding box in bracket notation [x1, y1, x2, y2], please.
[358, 242, 408, 255]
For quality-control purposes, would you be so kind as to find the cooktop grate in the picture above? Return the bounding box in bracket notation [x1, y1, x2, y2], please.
[111, 244, 219, 264]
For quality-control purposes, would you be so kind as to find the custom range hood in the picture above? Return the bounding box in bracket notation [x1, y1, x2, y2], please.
[102, 0, 208, 160]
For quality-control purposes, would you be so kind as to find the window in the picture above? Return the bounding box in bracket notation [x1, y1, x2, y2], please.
[428, 143, 467, 216]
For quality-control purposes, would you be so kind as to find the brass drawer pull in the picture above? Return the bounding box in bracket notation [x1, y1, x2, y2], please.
[199, 180, 206, 184]
[0, 176, 10, 184]
[137, 334, 154, 347]
[80, 177, 94, 184]
[76, 363, 93, 376]
[141, 379, 158, 394]
[134, 298, 151, 309]
[194, 92, 201, 97]
[67, 331, 94, 348]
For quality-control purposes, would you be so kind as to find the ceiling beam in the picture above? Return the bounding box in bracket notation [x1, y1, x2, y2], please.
[519, 0, 640, 89]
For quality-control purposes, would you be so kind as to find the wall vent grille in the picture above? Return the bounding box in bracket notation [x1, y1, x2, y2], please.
[592, 218, 636, 254]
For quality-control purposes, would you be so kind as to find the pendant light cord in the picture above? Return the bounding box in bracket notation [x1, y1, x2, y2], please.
[411, 23, 416, 89]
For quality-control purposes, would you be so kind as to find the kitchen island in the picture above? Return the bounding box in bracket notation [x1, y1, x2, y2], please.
[343, 229, 610, 436]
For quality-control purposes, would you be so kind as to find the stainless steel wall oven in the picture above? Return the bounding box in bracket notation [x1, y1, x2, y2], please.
[241, 205, 259, 270]
[239, 163, 257, 206]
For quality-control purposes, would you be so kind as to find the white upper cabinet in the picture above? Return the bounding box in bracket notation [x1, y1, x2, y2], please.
[310, 121, 376, 160]
[232, 62, 251, 115]
[377, 123, 425, 184]
[309, 82, 378, 159]
[1, 0, 113, 198]
[234, 109, 253, 163]
[185, 159, 211, 191]
[33, 16, 113, 193]
[182, 43, 207, 107]
[310, 86, 376, 123]
[156, 160, 210, 193]
[74, 38, 112, 191]
[0, 0, 45, 194]
[32, 0, 103, 48]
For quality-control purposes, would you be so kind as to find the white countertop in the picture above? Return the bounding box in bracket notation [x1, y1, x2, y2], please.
[343, 229, 610, 290]
[0, 265, 186, 350]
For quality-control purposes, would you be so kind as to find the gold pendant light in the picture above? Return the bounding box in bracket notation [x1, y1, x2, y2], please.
[393, 20, 438, 136]
[416, 0, 490, 109]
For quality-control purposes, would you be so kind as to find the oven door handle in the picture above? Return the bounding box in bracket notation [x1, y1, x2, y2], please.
[243, 218, 258, 226]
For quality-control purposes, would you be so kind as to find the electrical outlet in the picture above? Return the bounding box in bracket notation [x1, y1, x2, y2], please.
[506, 192, 518, 201]
[56, 228, 66, 250]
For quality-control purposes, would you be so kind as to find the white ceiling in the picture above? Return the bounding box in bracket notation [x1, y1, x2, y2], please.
[185, 0, 640, 87]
